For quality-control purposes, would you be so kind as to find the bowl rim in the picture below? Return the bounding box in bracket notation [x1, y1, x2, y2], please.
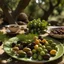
[47, 26, 64, 39]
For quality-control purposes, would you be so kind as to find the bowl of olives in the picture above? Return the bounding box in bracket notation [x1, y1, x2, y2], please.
[3, 35, 64, 63]
[47, 26, 64, 39]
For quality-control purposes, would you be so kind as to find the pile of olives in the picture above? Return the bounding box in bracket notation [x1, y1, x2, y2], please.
[27, 18, 48, 34]
[32, 36, 57, 60]
[51, 28, 64, 35]
[11, 41, 33, 58]
[11, 35, 57, 61]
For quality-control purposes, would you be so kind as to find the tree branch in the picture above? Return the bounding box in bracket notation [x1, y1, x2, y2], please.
[12, 0, 31, 20]
[49, 0, 53, 7]
[41, 0, 61, 20]
[38, 3, 47, 12]
[54, 0, 61, 7]
[0, 0, 15, 24]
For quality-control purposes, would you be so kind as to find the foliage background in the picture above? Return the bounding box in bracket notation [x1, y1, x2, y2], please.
[0, 0, 64, 25]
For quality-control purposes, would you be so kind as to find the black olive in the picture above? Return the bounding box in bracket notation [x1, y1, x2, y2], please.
[40, 41, 45, 45]
[18, 45, 23, 50]
[0, 41, 2, 46]
[11, 43, 16, 47]
[23, 43, 29, 47]
[31, 42, 35, 46]
[27, 43, 35, 50]
[21, 42, 29, 47]
[48, 50, 51, 53]
[38, 35, 43, 40]
[17, 41, 21, 44]
[43, 54, 50, 60]
[27, 51, 32, 58]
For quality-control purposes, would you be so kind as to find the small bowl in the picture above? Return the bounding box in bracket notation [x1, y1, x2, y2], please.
[6, 24, 21, 36]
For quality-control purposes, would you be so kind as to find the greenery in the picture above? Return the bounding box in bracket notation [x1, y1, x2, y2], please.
[5, 0, 20, 10]
[24, 0, 64, 20]
[0, 31, 38, 43]
[24, 0, 64, 25]
[17, 34, 37, 43]
[0, 32, 8, 41]
[27, 18, 48, 34]
[0, 0, 64, 25]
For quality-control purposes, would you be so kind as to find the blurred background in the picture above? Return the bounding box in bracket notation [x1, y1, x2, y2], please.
[0, 0, 64, 26]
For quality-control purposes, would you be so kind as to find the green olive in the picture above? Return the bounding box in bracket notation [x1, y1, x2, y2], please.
[54, 46, 58, 51]
[48, 40, 53, 44]
[38, 43, 43, 47]
[32, 53, 38, 60]
[23, 47, 31, 52]
[51, 43, 56, 47]
[32, 49, 37, 53]
[12, 47, 19, 51]
[42, 45, 46, 49]
[45, 43, 50, 46]
[44, 49, 48, 53]
[46, 46, 52, 51]
[34, 36, 38, 40]
[40, 51, 45, 56]
[37, 47, 42, 52]
[38, 55, 43, 61]
[17, 50, 26, 57]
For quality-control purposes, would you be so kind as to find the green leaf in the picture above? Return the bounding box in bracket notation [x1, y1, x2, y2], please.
[17, 34, 38, 42]
[0, 32, 8, 41]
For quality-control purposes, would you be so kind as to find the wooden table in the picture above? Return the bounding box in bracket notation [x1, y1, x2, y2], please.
[0, 25, 64, 64]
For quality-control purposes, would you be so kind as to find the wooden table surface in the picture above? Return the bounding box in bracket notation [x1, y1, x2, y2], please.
[0, 25, 64, 64]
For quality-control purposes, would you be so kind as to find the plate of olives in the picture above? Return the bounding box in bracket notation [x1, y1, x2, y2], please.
[47, 26, 64, 39]
[3, 34, 64, 63]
